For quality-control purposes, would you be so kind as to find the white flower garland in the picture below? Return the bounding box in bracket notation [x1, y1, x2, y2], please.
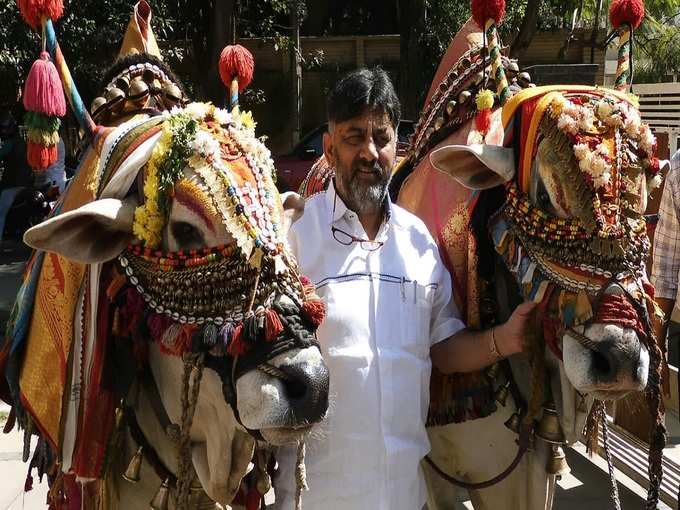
[551, 94, 659, 191]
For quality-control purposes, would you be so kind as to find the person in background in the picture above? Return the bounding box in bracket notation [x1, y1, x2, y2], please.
[0, 111, 32, 245]
[273, 67, 535, 510]
[651, 148, 680, 390]
[34, 136, 67, 194]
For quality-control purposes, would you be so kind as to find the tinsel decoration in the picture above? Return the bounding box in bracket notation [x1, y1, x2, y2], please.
[609, 0, 645, 91]
[16, 0, 64, 31]
[471, 0, 510, 105]
[265, 309, 284, 341]
[227, 324, 247, 357]
[219, 44, 255, 113]
[23, 52, 66, 171]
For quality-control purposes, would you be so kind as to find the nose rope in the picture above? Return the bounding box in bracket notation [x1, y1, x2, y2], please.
[295, 439, 308, 510]
[257, 362, 294, 382]
[176, 353, 205, 509]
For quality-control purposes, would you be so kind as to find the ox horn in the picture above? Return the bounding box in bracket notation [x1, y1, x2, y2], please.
[504, 412, 521, 433]
[494, 382, 510, 406]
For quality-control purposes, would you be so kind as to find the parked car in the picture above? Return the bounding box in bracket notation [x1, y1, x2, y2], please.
[275, 120, 414, 192]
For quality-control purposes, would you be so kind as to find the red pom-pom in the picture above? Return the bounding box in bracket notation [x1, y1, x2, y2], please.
[27, 141, 57, 171]
[475, 109, 492, 134]
[471, 0, 506, 28]
[264, 309, 284, 342]
[609, 0, 645, 29]
[23, 52, 66, 117]
[302, 299, 326, 328]
[219, 44, 255, 93]
[17, 0, 64, 30]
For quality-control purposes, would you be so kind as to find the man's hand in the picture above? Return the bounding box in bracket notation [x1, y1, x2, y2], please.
[495, 301, 537, 357]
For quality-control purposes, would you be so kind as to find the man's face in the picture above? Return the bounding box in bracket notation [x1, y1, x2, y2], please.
[323, 110, 397, 215]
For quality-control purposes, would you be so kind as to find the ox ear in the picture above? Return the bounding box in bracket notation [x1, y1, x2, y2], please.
[281, 192, 305, 233]
[430, 144, 516, 190]
[24, 197, 139, 263]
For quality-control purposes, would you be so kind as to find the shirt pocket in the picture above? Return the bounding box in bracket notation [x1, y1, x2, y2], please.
[399, 280, 435, 357]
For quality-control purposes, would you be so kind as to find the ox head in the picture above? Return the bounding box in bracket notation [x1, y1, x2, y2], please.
[24, 103, 329, 503]
[431, 86, 669, 403]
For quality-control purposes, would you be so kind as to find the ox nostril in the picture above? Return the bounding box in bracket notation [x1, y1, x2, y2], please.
[591, 349, 612, 377]
[282, 373, 308, 401]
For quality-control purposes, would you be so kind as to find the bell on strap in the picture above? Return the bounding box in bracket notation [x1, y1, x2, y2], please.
[494, 382, 510, 406]
[150, 478, 171, 510]
[122, 446, 143, 483]
[535, 403, 567, 445]
[546, 444, 570, 477]
[504, 411, 521, 433]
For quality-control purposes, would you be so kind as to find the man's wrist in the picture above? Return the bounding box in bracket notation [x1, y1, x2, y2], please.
[488, 326, 503, 360]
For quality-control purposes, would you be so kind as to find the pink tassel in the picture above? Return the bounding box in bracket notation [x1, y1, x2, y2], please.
[264, 309, 284, 341]
[23, 52, 66, 117]
[302, 299, 326, 328]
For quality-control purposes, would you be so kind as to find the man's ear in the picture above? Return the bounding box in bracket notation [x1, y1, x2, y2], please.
[323, 130, 335, 168]
[281, 192, 305, 234]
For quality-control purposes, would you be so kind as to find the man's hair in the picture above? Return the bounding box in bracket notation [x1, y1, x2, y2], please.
[327, 67, 401, 128]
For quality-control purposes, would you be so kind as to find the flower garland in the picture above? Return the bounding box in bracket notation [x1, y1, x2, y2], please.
[132, 102, 276, 251]
[548, 93, 661, 192]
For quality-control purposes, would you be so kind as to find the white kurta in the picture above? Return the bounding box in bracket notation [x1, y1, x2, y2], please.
[275, 181, 465, 510]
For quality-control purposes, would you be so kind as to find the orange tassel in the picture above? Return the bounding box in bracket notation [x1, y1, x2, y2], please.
[264, 309, 284, 341]
[26, 141, 57, 171]
[302, 300, 326, 328]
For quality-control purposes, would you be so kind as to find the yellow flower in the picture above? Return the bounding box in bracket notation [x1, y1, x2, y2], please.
[475, 89, 495, 111]
[240, 110, 257, 131]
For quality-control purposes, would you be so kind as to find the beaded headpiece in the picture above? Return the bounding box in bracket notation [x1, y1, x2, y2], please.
[115, 102, 324, 360]
[498, 87, 662, 293]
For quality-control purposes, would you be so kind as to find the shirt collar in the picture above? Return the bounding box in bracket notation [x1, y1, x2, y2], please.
[325, 178, 394, 226]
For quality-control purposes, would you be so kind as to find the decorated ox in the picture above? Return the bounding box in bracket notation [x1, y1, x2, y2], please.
[0, 3, 329, 509]
[392, 2, 668, 509]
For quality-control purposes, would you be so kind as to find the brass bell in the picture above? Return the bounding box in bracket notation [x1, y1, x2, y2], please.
[535, 403, 567, 444]
[434, 116, 445, 130]
[445, 100, 457, 117]
[546, 444, 570, 477]
[458, 90, 472, 104]
[507, 61, 520, 75]
[495, 382, 510, 406]
[504, 412, 521, 433]
[162, 81, 183, 105]
[115, 75, 130, 93]
[128, 77, 150, 104]
[91, 96, 107, 117]
[149, 478, 170, 510]
[122, 446, 143, 483]
[105, 87, 125, 113]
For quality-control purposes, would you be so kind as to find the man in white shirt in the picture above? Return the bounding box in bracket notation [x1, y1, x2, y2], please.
[275, 68, 534, 510]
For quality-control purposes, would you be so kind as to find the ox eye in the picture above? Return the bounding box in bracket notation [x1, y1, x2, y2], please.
[537, 188, 552, 210]
[171, 221, 204, 249]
